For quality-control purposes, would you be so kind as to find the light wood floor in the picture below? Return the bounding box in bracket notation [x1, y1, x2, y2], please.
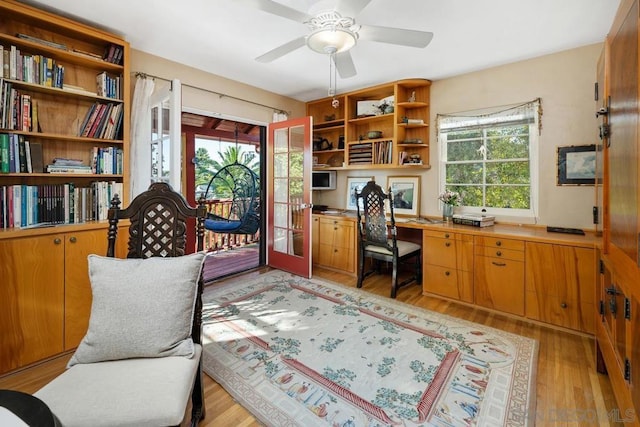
[0, 267, 623, 427]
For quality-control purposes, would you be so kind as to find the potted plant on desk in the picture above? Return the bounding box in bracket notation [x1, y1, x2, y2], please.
[438, 190, 462, 222]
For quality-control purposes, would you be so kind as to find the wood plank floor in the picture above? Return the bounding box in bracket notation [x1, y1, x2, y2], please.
[0, 267, 623, 426]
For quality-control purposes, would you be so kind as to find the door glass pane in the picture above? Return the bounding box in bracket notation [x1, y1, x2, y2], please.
[274, 203, 288, 228]
[161, 103, 170, 183]
[273, 227, 287, 252]
[274, 128, 288, 153]
[274, 153, 288, 179]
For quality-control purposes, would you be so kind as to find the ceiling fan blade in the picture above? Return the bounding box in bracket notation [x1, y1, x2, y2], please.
[236, 0, 310, 23]
[255, 36, 306, 62]
[336, 0, 372, 17]
[359, 24, 434, 48]
[334, 51, 357, 78]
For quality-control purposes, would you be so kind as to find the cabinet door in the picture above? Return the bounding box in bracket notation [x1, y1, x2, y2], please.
[64, 229, 109, 350]
[0, 235, 64, 374]
[318, 218, 355, 272]
[525, 242, 595, 332]
[474, 256, 524, 316]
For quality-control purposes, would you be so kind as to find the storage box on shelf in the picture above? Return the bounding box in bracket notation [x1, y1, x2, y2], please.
[0, 0, 130, 232]
[307, 79, 431, 171]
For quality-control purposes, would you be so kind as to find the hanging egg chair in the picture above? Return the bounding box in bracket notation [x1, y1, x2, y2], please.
[203, 127, 260, 235]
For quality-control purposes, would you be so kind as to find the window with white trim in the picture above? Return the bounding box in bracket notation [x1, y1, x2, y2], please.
[437, 99, 541, 219]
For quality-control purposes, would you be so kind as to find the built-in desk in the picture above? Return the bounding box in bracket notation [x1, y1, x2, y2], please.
[317, 214, 600, 334]
[400, 220, 599, 334]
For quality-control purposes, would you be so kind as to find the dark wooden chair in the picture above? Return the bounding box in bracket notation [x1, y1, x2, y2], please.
[106, 181, 208, 425]
[355, 180, 422, 298]
[35, 182, 208, 427]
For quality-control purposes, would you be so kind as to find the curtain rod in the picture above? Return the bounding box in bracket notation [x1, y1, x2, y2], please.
[134, 71, 290, 116]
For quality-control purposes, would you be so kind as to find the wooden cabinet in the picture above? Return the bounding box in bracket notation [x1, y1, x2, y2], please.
[422, 230, 473, 302]
[525, 242, 596, 333]
[307, 79, 430, 171]
[595, 0, 640, 420]
[0, 226, 127, 374]
[0, 234, 64, 374]
[0, 0, 130, 229]
[314, 215, 356, 274]
[473, 236, 525, 316]
[312, 215, 320, 262]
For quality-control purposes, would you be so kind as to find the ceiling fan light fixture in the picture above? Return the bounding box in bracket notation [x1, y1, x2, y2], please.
[306, 26, 357, 54]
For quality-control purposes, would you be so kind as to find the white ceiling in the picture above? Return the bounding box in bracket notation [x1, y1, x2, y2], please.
[20, 0, 620, 102]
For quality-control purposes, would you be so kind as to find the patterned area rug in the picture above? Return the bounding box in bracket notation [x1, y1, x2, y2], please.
[202, 270, 537, 427]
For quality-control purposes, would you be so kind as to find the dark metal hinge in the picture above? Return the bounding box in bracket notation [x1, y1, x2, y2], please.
[625, 358, 631, 382]
[599, 300, 605, 316]
[625, 297, 631, 320]
[593, 206, 599, 225]
[599, 259, 604, 275]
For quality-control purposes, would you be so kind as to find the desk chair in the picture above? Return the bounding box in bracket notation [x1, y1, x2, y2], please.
[35, 182, 208, 427]
[355, 180, 421, 298]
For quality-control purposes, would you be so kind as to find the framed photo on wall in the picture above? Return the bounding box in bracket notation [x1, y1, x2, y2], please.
[346, 176, 374, 211]
[557, 144, 597, 185]
[387, 176, 420, 217]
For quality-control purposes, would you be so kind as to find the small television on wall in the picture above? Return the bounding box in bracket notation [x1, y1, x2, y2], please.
[312, 170, 337, 190]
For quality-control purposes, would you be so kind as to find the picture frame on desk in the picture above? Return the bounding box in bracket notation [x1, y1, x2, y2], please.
[387, 176, 420, 217]
[346, 176, 374, 211]
[557, 144, 597, 186]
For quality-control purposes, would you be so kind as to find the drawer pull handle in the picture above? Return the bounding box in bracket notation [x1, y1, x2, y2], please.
[444, 233, 450, 238]
[496, 251, 502, 256]
[491, 261, 506, 267]
[53, 238, 62, 245]
[69, 236, 77, 243]
[560, 302, 567, 309]
[495, 241, 502, 247]
[445, 271, 450, 276]
[445, 242, 451, 247]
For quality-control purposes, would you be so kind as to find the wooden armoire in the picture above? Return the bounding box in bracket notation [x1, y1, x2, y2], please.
[595, 0, 640, 422]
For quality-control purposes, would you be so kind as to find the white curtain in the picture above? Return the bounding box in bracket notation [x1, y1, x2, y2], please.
[272, 110, 289, 122]
[129, 74, 155, 199]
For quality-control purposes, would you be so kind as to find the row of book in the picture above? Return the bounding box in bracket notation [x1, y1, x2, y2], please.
[103, 43, 124, 65]
[0, 81, 39, 132]
[0, 181, 124, 229]
[0, 44, 65, 87]
[96, 71, 121, 99]
[78, 102, 124, 140]
[0, 133, 44, 173]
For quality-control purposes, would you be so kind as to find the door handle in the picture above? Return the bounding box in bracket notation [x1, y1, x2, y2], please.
[299, 203, 313, 209]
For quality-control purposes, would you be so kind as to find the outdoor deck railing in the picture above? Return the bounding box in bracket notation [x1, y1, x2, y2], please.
[202, 199, 260, 252]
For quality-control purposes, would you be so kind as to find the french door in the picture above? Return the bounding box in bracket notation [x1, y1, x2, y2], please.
[266, 117, 313, 277]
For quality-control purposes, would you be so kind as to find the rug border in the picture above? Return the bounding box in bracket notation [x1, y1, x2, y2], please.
[203, 269, 539, 426]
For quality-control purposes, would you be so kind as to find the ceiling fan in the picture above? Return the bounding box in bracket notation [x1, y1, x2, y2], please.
[238, 0, 434, 78]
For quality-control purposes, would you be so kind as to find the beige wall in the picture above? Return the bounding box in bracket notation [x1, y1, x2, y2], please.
[314, 43, 602, 230]
[130, 49, 306, 124]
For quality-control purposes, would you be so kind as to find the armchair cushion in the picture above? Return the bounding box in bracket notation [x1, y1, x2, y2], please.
[68, 252, 205, 366]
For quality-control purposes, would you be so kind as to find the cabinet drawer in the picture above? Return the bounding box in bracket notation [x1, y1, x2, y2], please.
[474, 236, 524, 251]
[474, 246, 524, 261]
[423, 264, 473, 302]
[318, 244, 355, 272]
[474, 256, 525, 316]
[424, 236, 458, 268]
[526, 292, 594, 333]
[319, 220, 354, 249]
[423, 230, 472, 241]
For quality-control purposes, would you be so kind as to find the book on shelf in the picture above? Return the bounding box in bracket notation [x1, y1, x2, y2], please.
[47, 164, 92, 174]
[29, 142, 43, 173]
[0, 133, 9, 173]
[16, 33, 68, 51]
[52, 157, 85, 166]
